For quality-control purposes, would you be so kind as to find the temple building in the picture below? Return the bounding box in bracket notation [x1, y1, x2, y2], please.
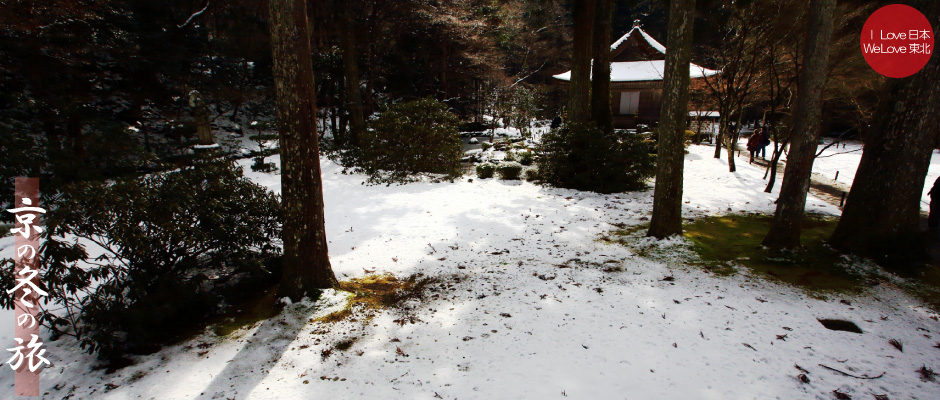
[553, 21, 719, 129]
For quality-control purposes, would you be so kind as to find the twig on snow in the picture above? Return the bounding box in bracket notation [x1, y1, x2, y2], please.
[818, 364, 885, 379]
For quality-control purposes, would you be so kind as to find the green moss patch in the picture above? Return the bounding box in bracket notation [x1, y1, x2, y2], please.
[606, 214, 940, 310]
[317, 273, 439, 324]
[682, 214, 864, 293]
[605, 215, 866, 296]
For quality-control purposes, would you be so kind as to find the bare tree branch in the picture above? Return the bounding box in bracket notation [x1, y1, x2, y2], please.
[178, 0, 211, 29]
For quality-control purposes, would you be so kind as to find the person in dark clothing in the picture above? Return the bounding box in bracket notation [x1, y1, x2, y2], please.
[746, 133, 761, 163]
[759, 128, 771, 159]
[929, 176, 940, 229]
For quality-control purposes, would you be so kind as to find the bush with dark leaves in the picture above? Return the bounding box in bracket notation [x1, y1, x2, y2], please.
[357, 98, 463, 184]
[537, 123, 655, 193]
[0, 161, 281, 359]
[497, 162, 523, 180]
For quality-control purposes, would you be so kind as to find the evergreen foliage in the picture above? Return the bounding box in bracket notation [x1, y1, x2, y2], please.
[537, 123, 655, 193]
[497, 162, 524, 180]
[518, 150, 535, 166]
[475, 163, 496, 179]
[356, 99, 463, 184]
[524, 168, 540, 182]
[0, 162, 282, 359]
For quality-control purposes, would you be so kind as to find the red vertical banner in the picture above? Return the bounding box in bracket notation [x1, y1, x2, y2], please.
[8, 177, 46, 396]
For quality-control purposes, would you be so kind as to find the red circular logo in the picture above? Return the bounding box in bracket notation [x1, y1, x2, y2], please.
[860, 4, 934, 78]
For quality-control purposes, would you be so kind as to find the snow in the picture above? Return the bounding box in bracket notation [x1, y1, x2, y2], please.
[1, 145, 938, 399]
[683, 145, 839, 216]
[490, 126, 522, 137]
[554, 25, 719, 82]
[609, 26, 667, 54]
[553, 60, 719, 82]
[807, 138, 940, 212]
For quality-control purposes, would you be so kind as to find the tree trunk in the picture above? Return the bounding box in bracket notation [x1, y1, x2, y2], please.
[724, 123, 737, 172]
[829, 34, 940, 251]
[338, 79, 348, 145]
[763, 138, 787, 193]
[440, 41, 449, 97]
[66, 111, 85, 157]
[725, 108, 744, 172]
[340, 0, 365, 147]
[762, 0, 836, 249]
[713, 130, 723, 158]
[567, 0, 595, 124]
[269, 0, 338, 299]
[647, 0, 696, 239]
[330, 106, 339, 140]
[763, 58, 791, 193]
[231, 101, 241, 125]
[590, 0, 613, 132]
[713, 112, 727, 159]
[189, 90, 214, 145]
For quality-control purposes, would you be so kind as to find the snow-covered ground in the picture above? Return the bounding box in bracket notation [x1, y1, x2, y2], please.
[808, 138, 940, 212]
[810, 139, 866, 187]
[1, 145, 938, 399]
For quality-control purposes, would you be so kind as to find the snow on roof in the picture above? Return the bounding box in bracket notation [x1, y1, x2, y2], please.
[689, 111, 720, 117]
[554, 25, 720, 83]
[609, 26, 667, 54]
[552, 60, 719, 82]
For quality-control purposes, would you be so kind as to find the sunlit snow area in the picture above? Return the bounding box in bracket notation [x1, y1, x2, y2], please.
[1, 139, 939, 400]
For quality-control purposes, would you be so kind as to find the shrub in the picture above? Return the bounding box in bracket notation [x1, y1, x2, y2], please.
[524, 168, 540, 182]
[507, 84, 542, 137]
[537, 123, 656, 193]
[463, 152, 482, 163]
[503, 151, 517, 162]
[357, 98, 462, 184]
[684, 130, 696, 145]
[248, 133, 279, 142]
[481, 142, 493, 151]
[518, 151, 534, 166]
[475, 163, 496, 179]
[251, 156, 277, 173]
[0, 162, 282, 359]
[497, 162, 523, 180]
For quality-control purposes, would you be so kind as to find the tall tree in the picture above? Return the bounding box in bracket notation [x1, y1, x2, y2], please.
[761, 34, 800, 193]
[760, 0, 804, 193]
[647, 0, 696, 239]
[762, 0, 836, 249]
[698, 1, 768, 171]
[189, 90, 215, 145]
[339, 0, 365, 147]
[567, 0, 595, 123]
[589, 0, 613, 132]
[828, 6, 940, 252]
[269, 0, 338, 299]
[761, 1, 878, 193]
